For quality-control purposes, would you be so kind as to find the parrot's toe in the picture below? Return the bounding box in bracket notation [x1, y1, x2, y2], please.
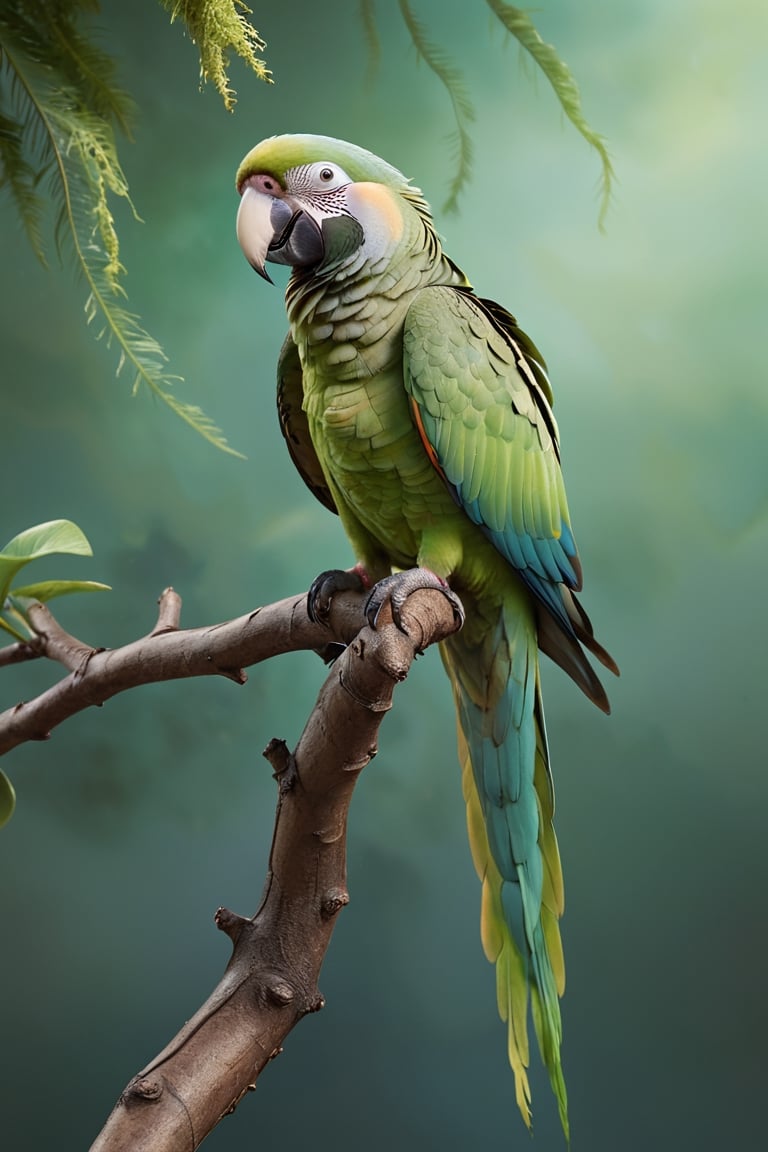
[364, 568, 465, 634]
[307, 567, 368, 625]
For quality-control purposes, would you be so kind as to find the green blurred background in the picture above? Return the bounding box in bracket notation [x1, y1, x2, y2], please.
[1, 1, 765, 1148]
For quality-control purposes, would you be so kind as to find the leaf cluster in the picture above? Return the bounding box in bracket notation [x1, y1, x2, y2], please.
[0, 517, 109, 826]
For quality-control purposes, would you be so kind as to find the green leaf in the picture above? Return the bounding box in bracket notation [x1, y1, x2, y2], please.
[0, 769, 15, 829]
[9, 579, 111, 602]
[0, 521, 109, 636]
[0, 614, 29, 643]
[1, 518, 93, 560]
[0, 519, 94, 604]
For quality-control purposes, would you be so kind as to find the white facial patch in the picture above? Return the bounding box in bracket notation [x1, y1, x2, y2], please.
[286, 162, 354, 213]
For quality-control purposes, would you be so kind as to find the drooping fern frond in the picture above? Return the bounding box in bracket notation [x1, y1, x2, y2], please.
[0, 106, 45, 258]
[359, 0, 381, 87]
[485, 0, 614, 227]
[162, 0, 271, 110]
[398, 0, 475, 213]
[0, 1, 242, 456]
[42, 0, 135, 135]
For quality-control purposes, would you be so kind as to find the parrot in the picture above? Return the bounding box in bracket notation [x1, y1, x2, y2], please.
[235, 133, 618, 1138]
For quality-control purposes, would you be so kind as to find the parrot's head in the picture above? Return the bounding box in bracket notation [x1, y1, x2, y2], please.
[235, 134, 421, 282]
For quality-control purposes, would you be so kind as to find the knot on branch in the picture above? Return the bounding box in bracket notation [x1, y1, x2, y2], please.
[123, 1074, 164, 1105]
[321, 888, 350, 920]
[72, 645, 105, 685]
[265, 978, 295, 1007]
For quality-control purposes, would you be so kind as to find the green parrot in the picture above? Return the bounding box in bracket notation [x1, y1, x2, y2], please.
[235, 133, 617, 1137]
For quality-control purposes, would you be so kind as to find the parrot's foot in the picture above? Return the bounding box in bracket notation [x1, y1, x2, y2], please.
[364, 569, 465, 634]
[307, 566, 369, 625]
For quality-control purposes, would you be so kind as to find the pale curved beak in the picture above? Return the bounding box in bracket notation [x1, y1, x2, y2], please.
[236, 184, 280, 283]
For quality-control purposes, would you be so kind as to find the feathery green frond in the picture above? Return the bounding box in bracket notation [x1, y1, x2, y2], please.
[359, 0, 381, 86]
[485, 0, 614, 227]
[0, 107, 45, 258]
[0, 2, 134, 133]
[398, 0, 475, 213]
[45, 5, 135, 135]
[0, 3, 241, 456]
[151, 384, 246, 456]
[162, 0, 271, 110]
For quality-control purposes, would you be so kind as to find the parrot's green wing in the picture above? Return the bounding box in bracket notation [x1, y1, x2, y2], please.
[403, 286, 616, 705]
[277, 334, 337, 515]
[404, 286, 575, 590]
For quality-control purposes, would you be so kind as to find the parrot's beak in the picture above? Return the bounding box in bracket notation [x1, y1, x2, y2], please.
[236, 184, 278, 282]
[237, 182, 324, 281]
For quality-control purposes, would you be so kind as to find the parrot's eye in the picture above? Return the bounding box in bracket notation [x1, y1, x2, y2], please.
[284, 161, 351, 193]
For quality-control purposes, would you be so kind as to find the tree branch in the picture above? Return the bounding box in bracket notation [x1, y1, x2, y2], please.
[1, 579, 460, 1149]
[0, 585, 379, 757]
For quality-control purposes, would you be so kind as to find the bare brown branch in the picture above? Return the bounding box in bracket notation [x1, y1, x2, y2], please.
[0, 639, 41, 667]
[86, 584, 460, 1151]
[0, 587, 371, 758]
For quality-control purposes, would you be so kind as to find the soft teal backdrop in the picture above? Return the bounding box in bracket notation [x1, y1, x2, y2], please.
[1, 1, 765, 1148]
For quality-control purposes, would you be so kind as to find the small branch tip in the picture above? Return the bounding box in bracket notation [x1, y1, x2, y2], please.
[214, 906, 247, 942]
[152, 587, 182, 635]
[263, 737, 292, 776]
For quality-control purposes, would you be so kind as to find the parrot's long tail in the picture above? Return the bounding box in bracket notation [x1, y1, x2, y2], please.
[440, 594, 568, 1139]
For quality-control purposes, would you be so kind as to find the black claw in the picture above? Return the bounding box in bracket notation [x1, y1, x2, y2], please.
[363, 568, 465, 634]
[307, 568, 367, 625]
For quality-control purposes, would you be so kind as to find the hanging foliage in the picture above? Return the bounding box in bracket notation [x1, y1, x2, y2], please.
[0, 1, 612, 450]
